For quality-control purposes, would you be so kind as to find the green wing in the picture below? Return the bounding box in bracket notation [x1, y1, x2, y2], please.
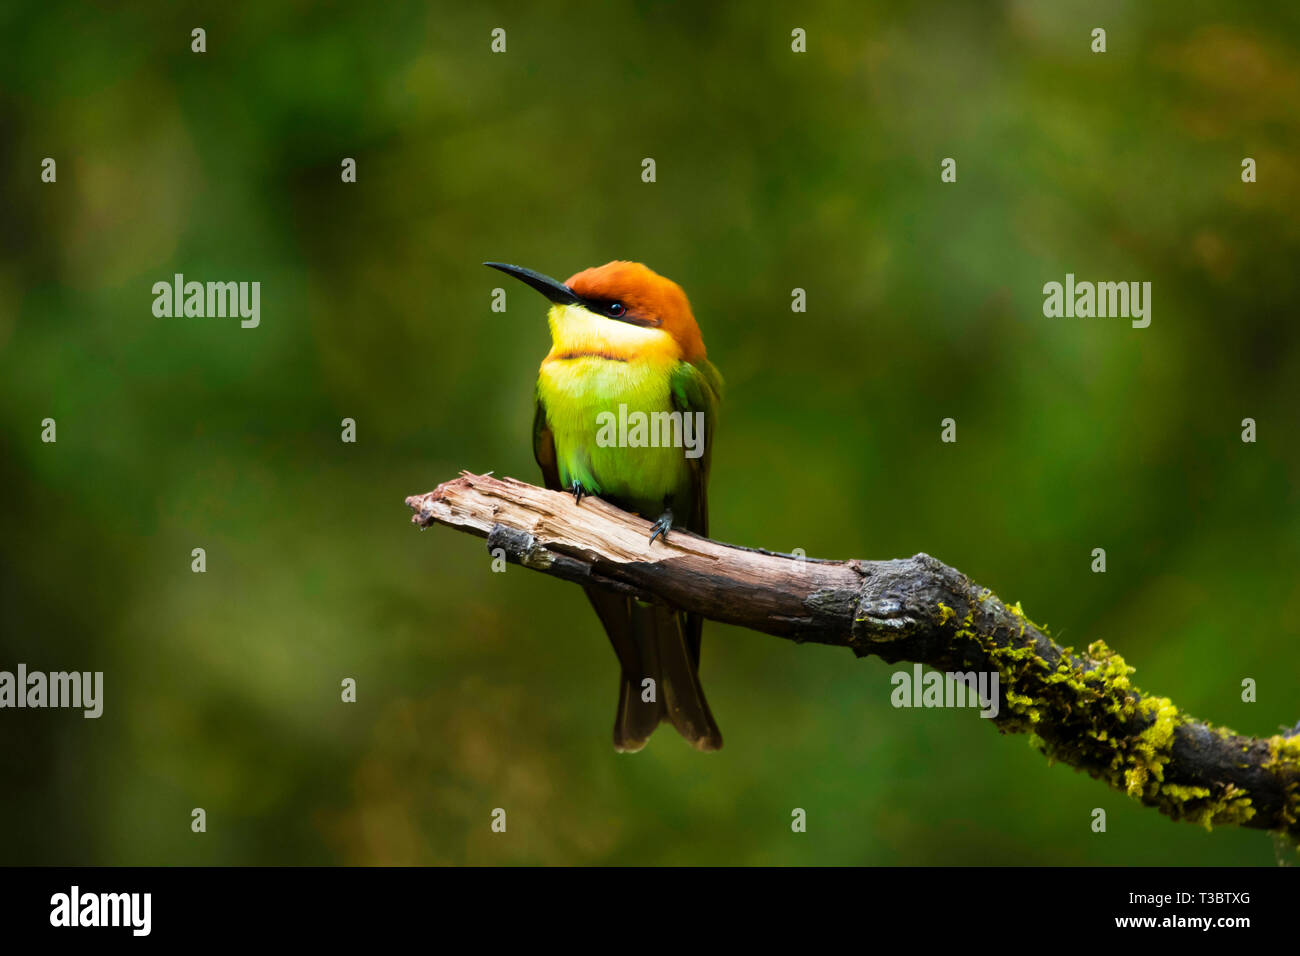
[532, 396, 561, 491]
[669, 358, 723, 538]
[669, 358, 723, 668]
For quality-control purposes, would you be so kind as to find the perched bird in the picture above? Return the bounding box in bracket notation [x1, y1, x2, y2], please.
[485, 260, 724, 752]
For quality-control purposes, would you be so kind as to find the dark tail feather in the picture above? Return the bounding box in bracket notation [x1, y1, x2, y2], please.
[583, 586, 723, 752]
[646, 603, 723, 750]
[613, 631, 663, 752]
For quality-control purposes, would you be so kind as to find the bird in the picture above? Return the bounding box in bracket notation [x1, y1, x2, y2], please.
[485, 260, 724, 752]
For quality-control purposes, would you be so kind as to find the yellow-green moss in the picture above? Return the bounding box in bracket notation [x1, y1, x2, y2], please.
[1263, 735, 1300, 830]
[1267, 733, 1300, 767]
[937, 599, 1279, 835]
[1123, 696, 1181, 797]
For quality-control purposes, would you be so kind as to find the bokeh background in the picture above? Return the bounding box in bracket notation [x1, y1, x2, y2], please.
[1, 0, 1297, 865]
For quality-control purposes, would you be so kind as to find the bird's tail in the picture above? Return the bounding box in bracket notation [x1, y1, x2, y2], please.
[584, 587, 722, 752]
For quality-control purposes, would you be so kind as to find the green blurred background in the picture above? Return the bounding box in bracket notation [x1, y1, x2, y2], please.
[1, 0, 1297, 865]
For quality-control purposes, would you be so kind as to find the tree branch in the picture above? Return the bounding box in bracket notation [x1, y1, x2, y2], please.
[406, 472, 1300, 840]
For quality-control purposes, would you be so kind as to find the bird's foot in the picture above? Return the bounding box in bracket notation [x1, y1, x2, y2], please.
[648, 508, 673, 546]
[570, 480, 587, 504]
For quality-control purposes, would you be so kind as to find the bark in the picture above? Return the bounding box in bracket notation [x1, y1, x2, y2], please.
[407, 472, 1300, 840]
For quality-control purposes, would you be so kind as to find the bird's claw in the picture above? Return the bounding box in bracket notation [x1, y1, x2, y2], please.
[648, 509, 673, 546]
[570, 480, 586, 504]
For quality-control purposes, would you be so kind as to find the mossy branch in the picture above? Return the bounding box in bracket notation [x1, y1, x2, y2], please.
[406, 472, 1300, 840]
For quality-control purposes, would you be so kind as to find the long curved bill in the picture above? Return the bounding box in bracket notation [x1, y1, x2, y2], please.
[483, 262, 580, 306]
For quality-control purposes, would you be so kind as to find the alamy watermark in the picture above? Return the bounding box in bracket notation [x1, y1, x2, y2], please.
[0, 665, 102, 718]
[891, 663, 1000, 718]
[50, 886, 150, 936]
[152, 273, 260, 328]
[1042, 273, 1150, 328]
[594, 404, 705, 459]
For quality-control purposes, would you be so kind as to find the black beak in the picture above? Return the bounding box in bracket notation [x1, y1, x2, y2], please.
[484, 262, 580, 306]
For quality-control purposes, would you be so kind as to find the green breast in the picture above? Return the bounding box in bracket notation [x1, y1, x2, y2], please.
[537, 356, 691, 515]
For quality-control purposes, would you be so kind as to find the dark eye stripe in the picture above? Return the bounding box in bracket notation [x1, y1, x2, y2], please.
[580, 296, 660, 327]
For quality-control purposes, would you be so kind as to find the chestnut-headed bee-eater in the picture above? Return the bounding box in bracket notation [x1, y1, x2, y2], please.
[486, 260, 724, 752]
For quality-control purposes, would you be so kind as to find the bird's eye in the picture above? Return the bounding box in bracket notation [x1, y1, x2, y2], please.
[606, 302, 625, 317]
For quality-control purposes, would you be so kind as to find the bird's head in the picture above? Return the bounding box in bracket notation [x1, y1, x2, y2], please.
[485, 260, 706, 362]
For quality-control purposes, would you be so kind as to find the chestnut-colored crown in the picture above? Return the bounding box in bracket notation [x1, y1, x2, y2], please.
[566, 261, 706, 361]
